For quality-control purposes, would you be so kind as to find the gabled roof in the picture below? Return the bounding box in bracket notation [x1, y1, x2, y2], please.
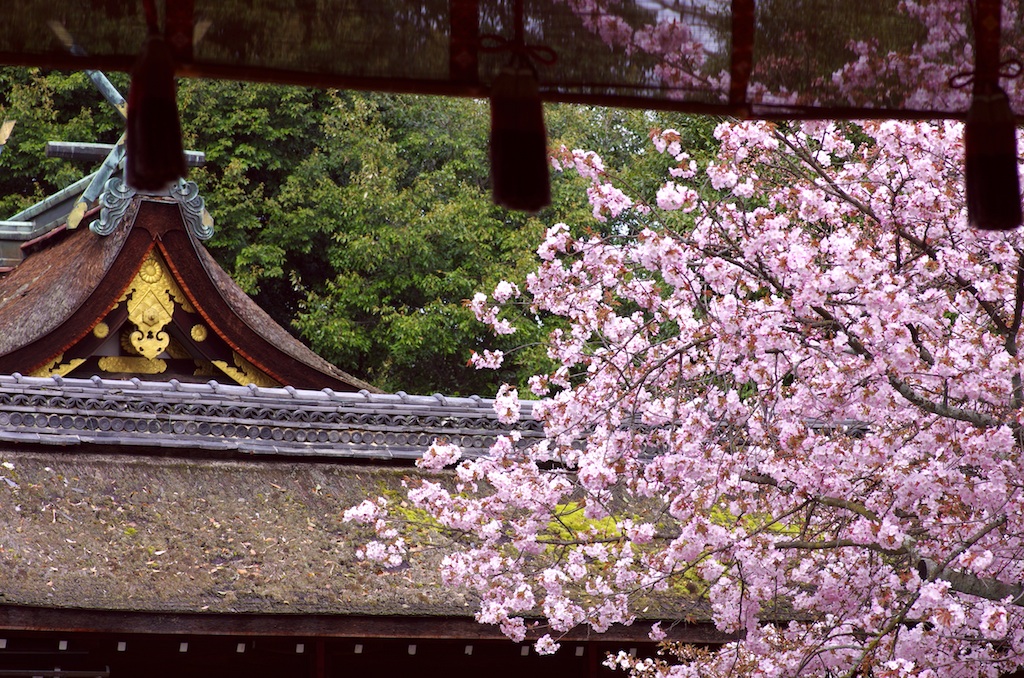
[0, 184, 376, 392]
[0, 184, 724, 657]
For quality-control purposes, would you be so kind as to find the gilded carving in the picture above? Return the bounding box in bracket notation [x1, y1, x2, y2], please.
[212, 352, 279, 388]
[120, 328, 140, 355]
[193, 361, 220, 378]
[29, 354, 86, 378]
[93, 322, 110, 339]
[119, 252, 195, 312]
[138, 256, 162, 284]
[128, 295, 172, 359]
[120, 251, 197, 360]
[98, 356, 167, 375]
[191, 324, 208, 342]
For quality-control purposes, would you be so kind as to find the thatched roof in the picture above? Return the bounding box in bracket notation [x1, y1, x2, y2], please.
[0, 451, 458, 617]
[0, 373, 729, 644]
[0, 217, 131, 360]
[0, 447, 722, 643]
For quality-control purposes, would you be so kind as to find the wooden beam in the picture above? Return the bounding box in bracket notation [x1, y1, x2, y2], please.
[973, 0, 1002, 88]
[0, 671, 108, 678]
[165, 0, 195, 63]
[0, 47, 1013, 123]
[0, 605, 733, 644]
[315, 638, 326, 678]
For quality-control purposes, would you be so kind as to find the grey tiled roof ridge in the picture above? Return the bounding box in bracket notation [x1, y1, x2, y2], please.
[0, 373, 541, 461]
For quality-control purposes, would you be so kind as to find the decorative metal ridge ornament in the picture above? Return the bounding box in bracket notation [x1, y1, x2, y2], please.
[90, 177, 213, 241]
[42, 28, 210, 236]
[89, 177, 135, 236]
[170, 180, 215, 240]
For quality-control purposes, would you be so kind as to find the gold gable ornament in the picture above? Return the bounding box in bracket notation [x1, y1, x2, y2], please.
[119, 251, 194, 360]
[211, 352, 280, 388]
[29, 354, 86, 378]
[97, 355, 167, 375]
[26, 249, 279, 387]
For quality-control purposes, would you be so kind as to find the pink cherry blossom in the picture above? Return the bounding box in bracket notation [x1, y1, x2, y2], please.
[493, 384, 520, 425]
[417, 441, 463, 469]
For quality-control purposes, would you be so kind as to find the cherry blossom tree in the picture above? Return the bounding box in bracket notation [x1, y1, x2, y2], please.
[345, 4, 1024, 677]
[347, 116, 1024, 678]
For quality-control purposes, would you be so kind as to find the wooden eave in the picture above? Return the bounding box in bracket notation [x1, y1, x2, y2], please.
[158, 219, 375, 391]
[0, 605, 728, 645]
[0, 1, 1020, 122]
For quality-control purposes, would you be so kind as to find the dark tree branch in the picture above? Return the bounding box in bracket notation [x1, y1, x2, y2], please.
[886, 374, 1011, 432]
[775, 538, 906, 558]
[918, 557, 1024, 606]
[906, 323, 935, 367]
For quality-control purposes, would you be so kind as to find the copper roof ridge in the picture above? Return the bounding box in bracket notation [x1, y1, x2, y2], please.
[5, 172, 96, 224]
[19, 204, 102, 254]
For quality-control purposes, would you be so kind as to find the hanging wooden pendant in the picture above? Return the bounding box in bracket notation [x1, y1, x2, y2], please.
[490, 64, 551, 213]
[964, 0, 1021, 233]
[125, 36, 186, 191]
[965, 83, 1022, 231]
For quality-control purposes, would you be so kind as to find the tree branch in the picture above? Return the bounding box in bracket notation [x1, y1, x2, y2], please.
[1008, 251, 1024, 408]
[886, 374, 1009, 430]
[740, 472, 881, 523]
[894, 226, 1010, 337]
[1007, 251, 1024, 354]
[817, 497, 880, 523]
[917, 558, 1024, 606]
[810, 306, 872, 359]
[775, 538, 906, 558]
[906, 323, 935, 368]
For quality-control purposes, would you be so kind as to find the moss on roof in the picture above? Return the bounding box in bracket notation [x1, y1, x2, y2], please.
[0, 451, 474, 616]
[0, 449, 709, 628]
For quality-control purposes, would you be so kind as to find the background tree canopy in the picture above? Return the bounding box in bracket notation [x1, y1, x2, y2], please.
[0, 67, 713, 394]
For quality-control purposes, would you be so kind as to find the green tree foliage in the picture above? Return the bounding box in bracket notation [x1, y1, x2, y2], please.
[0, 68, 126, 217]
[1, 67, 707, 395]
[255, 92, 554, 394]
